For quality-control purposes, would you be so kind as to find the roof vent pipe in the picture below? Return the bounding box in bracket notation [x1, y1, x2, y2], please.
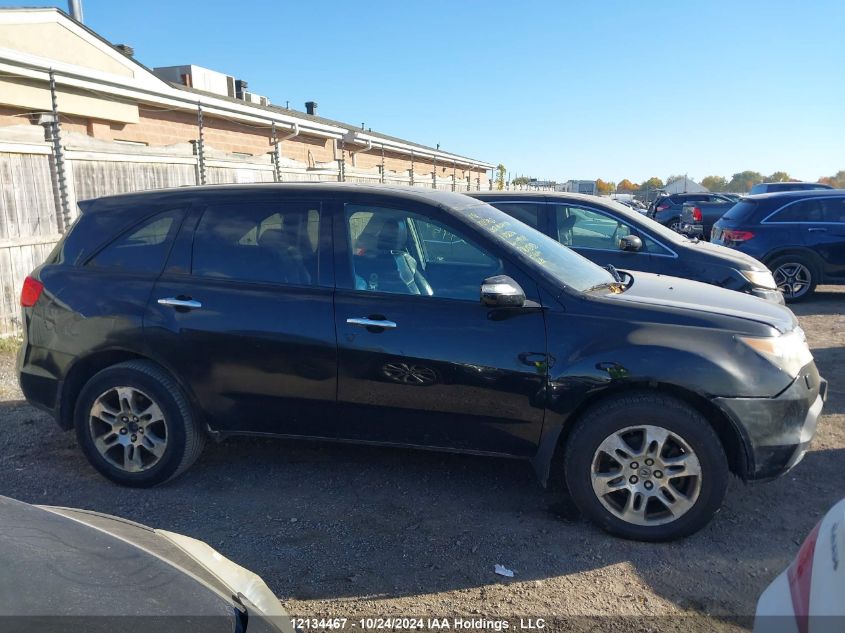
[305, 101, 317, 116]
[67, 0, 84, 23]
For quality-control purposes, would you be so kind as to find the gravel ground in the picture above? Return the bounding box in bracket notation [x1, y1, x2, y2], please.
[0, 287, 843, 631]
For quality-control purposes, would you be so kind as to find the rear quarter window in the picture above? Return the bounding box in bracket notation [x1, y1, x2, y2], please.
[86, 209, 183, 273]
[720, 200, 758, 223]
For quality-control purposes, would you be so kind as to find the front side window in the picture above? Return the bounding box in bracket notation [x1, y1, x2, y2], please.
[554, 205, 634, 251]
[821, 197, 845, 223]
[192, 202, 320, 285]
[87, 209, 182, 273]
[345, 204, 500, 301]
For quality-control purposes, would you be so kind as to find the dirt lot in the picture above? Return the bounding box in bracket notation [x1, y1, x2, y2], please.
[1, 287, 843, 631]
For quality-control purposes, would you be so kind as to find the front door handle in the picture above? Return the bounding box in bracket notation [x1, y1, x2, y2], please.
[807, 227, 828, 232]
[157, 297, 202, 309]
[347, 317, 397, 329]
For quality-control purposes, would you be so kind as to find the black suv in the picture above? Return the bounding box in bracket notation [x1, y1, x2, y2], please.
[469, 192, 783, 303]
[649, 192, 735, 231]
[18, 184, 825, 541]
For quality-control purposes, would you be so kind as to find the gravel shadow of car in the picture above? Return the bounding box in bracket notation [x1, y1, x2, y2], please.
[0, 396, 841, 620]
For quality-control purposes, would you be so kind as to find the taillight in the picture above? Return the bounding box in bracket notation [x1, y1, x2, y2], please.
[787, 521, 821, 633]
[20, 276, 44, 307]
[722, 229, 755, 243]
[692, 207, 703, 222]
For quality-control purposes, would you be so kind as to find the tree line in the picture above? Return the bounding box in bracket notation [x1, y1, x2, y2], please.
[508, 170, 845, 195]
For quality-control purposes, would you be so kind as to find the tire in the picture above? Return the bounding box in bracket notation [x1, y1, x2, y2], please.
[563, 392, 729, 541]
[768, 254, 818, 303]
[667, 217, 682, 232]
[74, 360, 205, 487]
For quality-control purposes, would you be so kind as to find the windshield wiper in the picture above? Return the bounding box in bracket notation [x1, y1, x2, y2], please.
[604, 264, 622, 282]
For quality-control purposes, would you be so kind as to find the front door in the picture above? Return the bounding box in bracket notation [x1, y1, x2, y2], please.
[806, 197, 845, 281]
[332, 200, 548, 456]
[551, 203, 660, 273]
[145, 198, 337, 436]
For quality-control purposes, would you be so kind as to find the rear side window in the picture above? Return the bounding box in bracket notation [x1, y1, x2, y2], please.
[192, 202, 321, 286]
[87, 210, 182, 273]
[486, 202, 542, 229]
[821, 197, 845, 223]
[721, 200, 758, 222]
[770, 199, 824, 222]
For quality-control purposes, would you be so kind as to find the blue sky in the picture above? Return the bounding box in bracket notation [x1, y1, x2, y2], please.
[9, 0, 845, 183]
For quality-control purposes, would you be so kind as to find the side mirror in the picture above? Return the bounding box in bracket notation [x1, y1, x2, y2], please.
[481, 275, 526, 307]
[619, 235, 643, 252]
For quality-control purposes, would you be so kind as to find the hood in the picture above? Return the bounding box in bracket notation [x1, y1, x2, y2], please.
[684, 238, 768, 271]
[0, 496, 236, 629]
[603, 271, 797, 333]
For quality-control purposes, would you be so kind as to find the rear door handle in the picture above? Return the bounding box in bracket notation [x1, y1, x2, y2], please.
[157, 297, 202, 309]
[807, 227, 828, 232]
[347, 317, 397, 329]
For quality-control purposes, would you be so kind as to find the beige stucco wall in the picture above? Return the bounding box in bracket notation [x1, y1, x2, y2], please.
[0, 22, 133, 78]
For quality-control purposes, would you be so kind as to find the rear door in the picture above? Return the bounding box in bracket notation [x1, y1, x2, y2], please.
[145, 196, 337, 436]
[331, 196, 548, 455]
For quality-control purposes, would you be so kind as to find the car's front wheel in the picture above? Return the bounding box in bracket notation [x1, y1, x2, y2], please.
[564, 392, 729, 541]
[74, 360, 205, 487]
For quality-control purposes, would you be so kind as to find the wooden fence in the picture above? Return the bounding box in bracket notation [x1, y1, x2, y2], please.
[0, 129, 492, 335]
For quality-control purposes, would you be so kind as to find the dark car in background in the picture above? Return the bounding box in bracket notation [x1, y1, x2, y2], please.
[0, 495, 292, 633]
[712, 189, 845, 301]
[749, 182, 833, 195]
[648, 192, 735, 231]
[679, 198, 738, 240]
[470, 191, 783, 303]
[19, 183, 824, 541]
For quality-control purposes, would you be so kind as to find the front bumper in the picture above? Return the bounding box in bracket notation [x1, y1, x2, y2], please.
[714, 362, 827, 480]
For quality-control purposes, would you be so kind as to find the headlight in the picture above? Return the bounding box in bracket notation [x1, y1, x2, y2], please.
[740, 269, 777, 290]
[738, 328, 813, 378]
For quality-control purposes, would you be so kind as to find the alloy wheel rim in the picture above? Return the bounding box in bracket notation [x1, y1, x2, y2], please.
[591, 425, 702, 526]
[773, 263, 811, 299]
[669, 221, 681, 232]
[89, 386, 168, 473]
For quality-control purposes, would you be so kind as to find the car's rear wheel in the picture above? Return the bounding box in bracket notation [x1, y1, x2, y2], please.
[563, 392, 729, 541]
[667, 218, 682, 232]
[769, 254, 817, 302]
[74, 360, 205, 487]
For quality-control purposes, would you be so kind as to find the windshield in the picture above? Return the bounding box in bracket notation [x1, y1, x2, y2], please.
[461, 203, 615, 293]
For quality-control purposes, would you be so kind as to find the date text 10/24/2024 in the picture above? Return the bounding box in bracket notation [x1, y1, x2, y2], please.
[288, 617, 547, 631]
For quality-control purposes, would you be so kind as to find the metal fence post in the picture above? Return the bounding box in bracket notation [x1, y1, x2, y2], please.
[410, 150, 415, 186]
[452, 160, 456, 192]
[48, 69, 71, 232]
[270, 122, 282, 183]
[380, 144, 385, 184]
[433, 153, 437, 189]
[338, 139, 346, 182]
[196, 102, 207, 185]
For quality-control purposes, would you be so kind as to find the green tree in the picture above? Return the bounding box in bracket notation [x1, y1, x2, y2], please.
[727, 170, 764, 193]
[638, 176, 664, 192]
[767, 171, 792, 182]
[495, 164, 506, 191]
[701, 175, 728, 192]
[512, 176, 532, 186]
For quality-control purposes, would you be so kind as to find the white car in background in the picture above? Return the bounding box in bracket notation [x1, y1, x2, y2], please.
[755, 498, 844, 633]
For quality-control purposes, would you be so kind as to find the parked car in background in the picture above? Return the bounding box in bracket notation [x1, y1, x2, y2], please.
[749, 182, 833, 195]
[470, 192, 783, 303]
[754, 497, 845, 633]
[0, 495, 293, 632]
[648, 192, 736, 231]
[19, 183, 824, 541]
[679, 197, 737, 240]
[712, 190, 845, 301]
